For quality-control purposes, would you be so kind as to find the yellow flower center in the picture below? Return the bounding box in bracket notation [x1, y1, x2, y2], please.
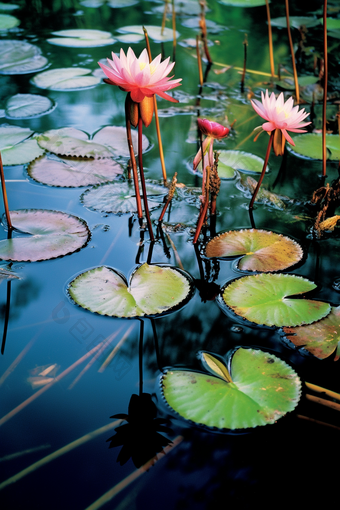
[139, 62, 157, 74]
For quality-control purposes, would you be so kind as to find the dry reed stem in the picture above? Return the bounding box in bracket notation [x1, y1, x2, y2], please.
[98, 324, 135, 373]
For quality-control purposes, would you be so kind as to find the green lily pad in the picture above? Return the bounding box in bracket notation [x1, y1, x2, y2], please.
[68, 263, 193, 318]
[0, 210, 90, 262]
[270, 16, 320, 29]
[205, 229, 303, 272]
[117, 25, 180, 43]
[81, 181, 163, 213]
[5, 94, 55, 119]
[115, 33, 145, 44]
[289, 133, 340, 160]
[219, 0, 268, 6]
[0, 3, 19, 11]
[36, 128, 113, 159]
[218, 150, 268, 176]
[80, 0, 138, 6]
[27, 155, 123, 187]
[321, 18, 340, 37]
[0, 125, 45, 165]
[92, 126, 150, 158]
[276, 75, 319, 91]
[283, 306, 340, 360]
[0, 40, 48, 75]
[31, 68, 100, 91]
[221, 273, 331, 327]
[0, 13, 19, 29]
[161, 348, 301, 430]
[47, 29, 115, 47]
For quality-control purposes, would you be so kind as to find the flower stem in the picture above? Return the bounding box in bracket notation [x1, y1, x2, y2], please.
[0, 152, 12, 231]
[138, 115, 154, 241]
[143, 27, 167, 182]
[285, 0, 299, 103]
[322, 0, 328, 177]
[249, 131, 274, 210]
[196, 35, 204, 86]
[265, 0, 275, 79]
[172, 0, 177, 61]
[125, 97, 143, 220]
[193, 165, 210, 244]
[241, 33, 248, 92]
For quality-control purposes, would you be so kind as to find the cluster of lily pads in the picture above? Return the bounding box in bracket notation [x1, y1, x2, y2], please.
[0, 0, 339, 435]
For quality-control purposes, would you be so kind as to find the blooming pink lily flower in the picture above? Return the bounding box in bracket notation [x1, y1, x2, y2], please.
[98, 47, 182, 103]
[193, 118, 230, 170]
[251, 90, 311, 155]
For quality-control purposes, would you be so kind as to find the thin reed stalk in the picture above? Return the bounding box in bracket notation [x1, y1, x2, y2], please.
[285, 0, 299, 103]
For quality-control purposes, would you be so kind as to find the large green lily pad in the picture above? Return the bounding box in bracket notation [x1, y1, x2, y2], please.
[0, 13, 19, 30]
[282, 306, 340, 360]
[0, 40, 48, 75]
[47, 29, 115, 47]
[81, 181, 164, 213]
[5, 94, 55, 119]
[289, 133, 340, 160]
[31, 68, 101, 91]
[117, 25, 180, 43]
[36, 128, 113, 159]
[68, 263, 193, 318]
[221, 273, 331, 327]
[205, 229, 303, 272]
[219, 0, 268, 6]
[161, 348, 301, 430]
[270, 16, 320, 29]
[0, 125, 45, 165]
[0, 210, 90, 262]
[92, 126, 150, 158]
[218, 150, 269, 176]
[27, 155, 123, 187]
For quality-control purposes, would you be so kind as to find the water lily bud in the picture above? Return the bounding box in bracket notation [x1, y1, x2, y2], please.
[126, 94, 139, 127]
[139, 96, 154, 127]
[197, 118, 230, 139]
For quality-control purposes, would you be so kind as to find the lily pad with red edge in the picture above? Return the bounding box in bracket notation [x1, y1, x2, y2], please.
[282, 306, 340, 360]
[161, 348, 301, 430]
[205, 229, 303, 272]
[220, 273, 331, 327]
[81, 181, 164, 214]
[27, 155, 123, 188]
[68, 263, 194, 318]
[0, 210, 90, 262]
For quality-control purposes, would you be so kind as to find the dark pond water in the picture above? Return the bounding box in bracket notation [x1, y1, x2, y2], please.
[1, 1, 340, 509]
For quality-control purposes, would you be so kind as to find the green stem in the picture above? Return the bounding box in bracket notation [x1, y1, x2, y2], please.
[249, 131, 274, 210]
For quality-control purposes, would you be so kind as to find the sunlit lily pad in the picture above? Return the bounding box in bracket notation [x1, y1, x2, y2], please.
[31, 68, 100, 91]
[221, 274, 331, 327]
[0, 40, 48, 75]
[68, 263, 193, 318]
[81, 0, 139, 6]
[0, 13, 19, 29]
[81, 181, 163, 213]
[0, 3, 19, 10]
[205, 229, 303, 272]
[219, 0, 268, 6]
[27, 154, 123, 187]
[283, 306, 340, 360]
[117, 25, 180, 43]
[270, 16, 320, 29]
[36, 128, 113, 158]
[0, 125, 45, 165]
[5, 94, 55, 119]
[289, 133, 340, 160]
[115, 33, 144, 43]
[92, 126, 150, 158]
[218, 150, 268, 176]
[47, 29, 115, 47]
[0, 210, 90, 262]
[161, 348, 301, 430]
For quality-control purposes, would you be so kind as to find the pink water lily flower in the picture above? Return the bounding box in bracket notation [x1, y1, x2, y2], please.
[99, 47, 182, 103]
[251, 90, 311, 155]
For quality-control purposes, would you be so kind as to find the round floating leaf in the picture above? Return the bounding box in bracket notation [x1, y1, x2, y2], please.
[215, 160, 235, 179]
[68, 263, 193, 318]
[2, 138, 45, 166]
[0, 40, 48, 75]
[37, 128, 113, 158]
[5, 94, 55, 119]
[0, 13, 19, 29]
[205, 229, 303, 272]
[0, 124, 33, 150]
[115, 33, 145, 44]
[219, 0, 268, 6]
[31, 68, 100, 91]
[289, 133, 340, 160]
[107, 0, 139, 7]
[81, 181, 162, 213]
[221, 274, 331, 327]
[161, 348, 301, 430]
[0, 3, 20, 11]
[92, 126, 150, 158]
[48, 29, 115, 47]
[27, 155, 123, 187]
[218, 150, 268, 176]
[270, 16, 320, 29]
[0, 210, 90, 262]
[276, 75, 319, 91]
[117, 25, 180, 43]
[283, 306, 340, 360]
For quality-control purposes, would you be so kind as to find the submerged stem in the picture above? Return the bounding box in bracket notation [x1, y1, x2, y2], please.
[0, 152, 12, 231]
